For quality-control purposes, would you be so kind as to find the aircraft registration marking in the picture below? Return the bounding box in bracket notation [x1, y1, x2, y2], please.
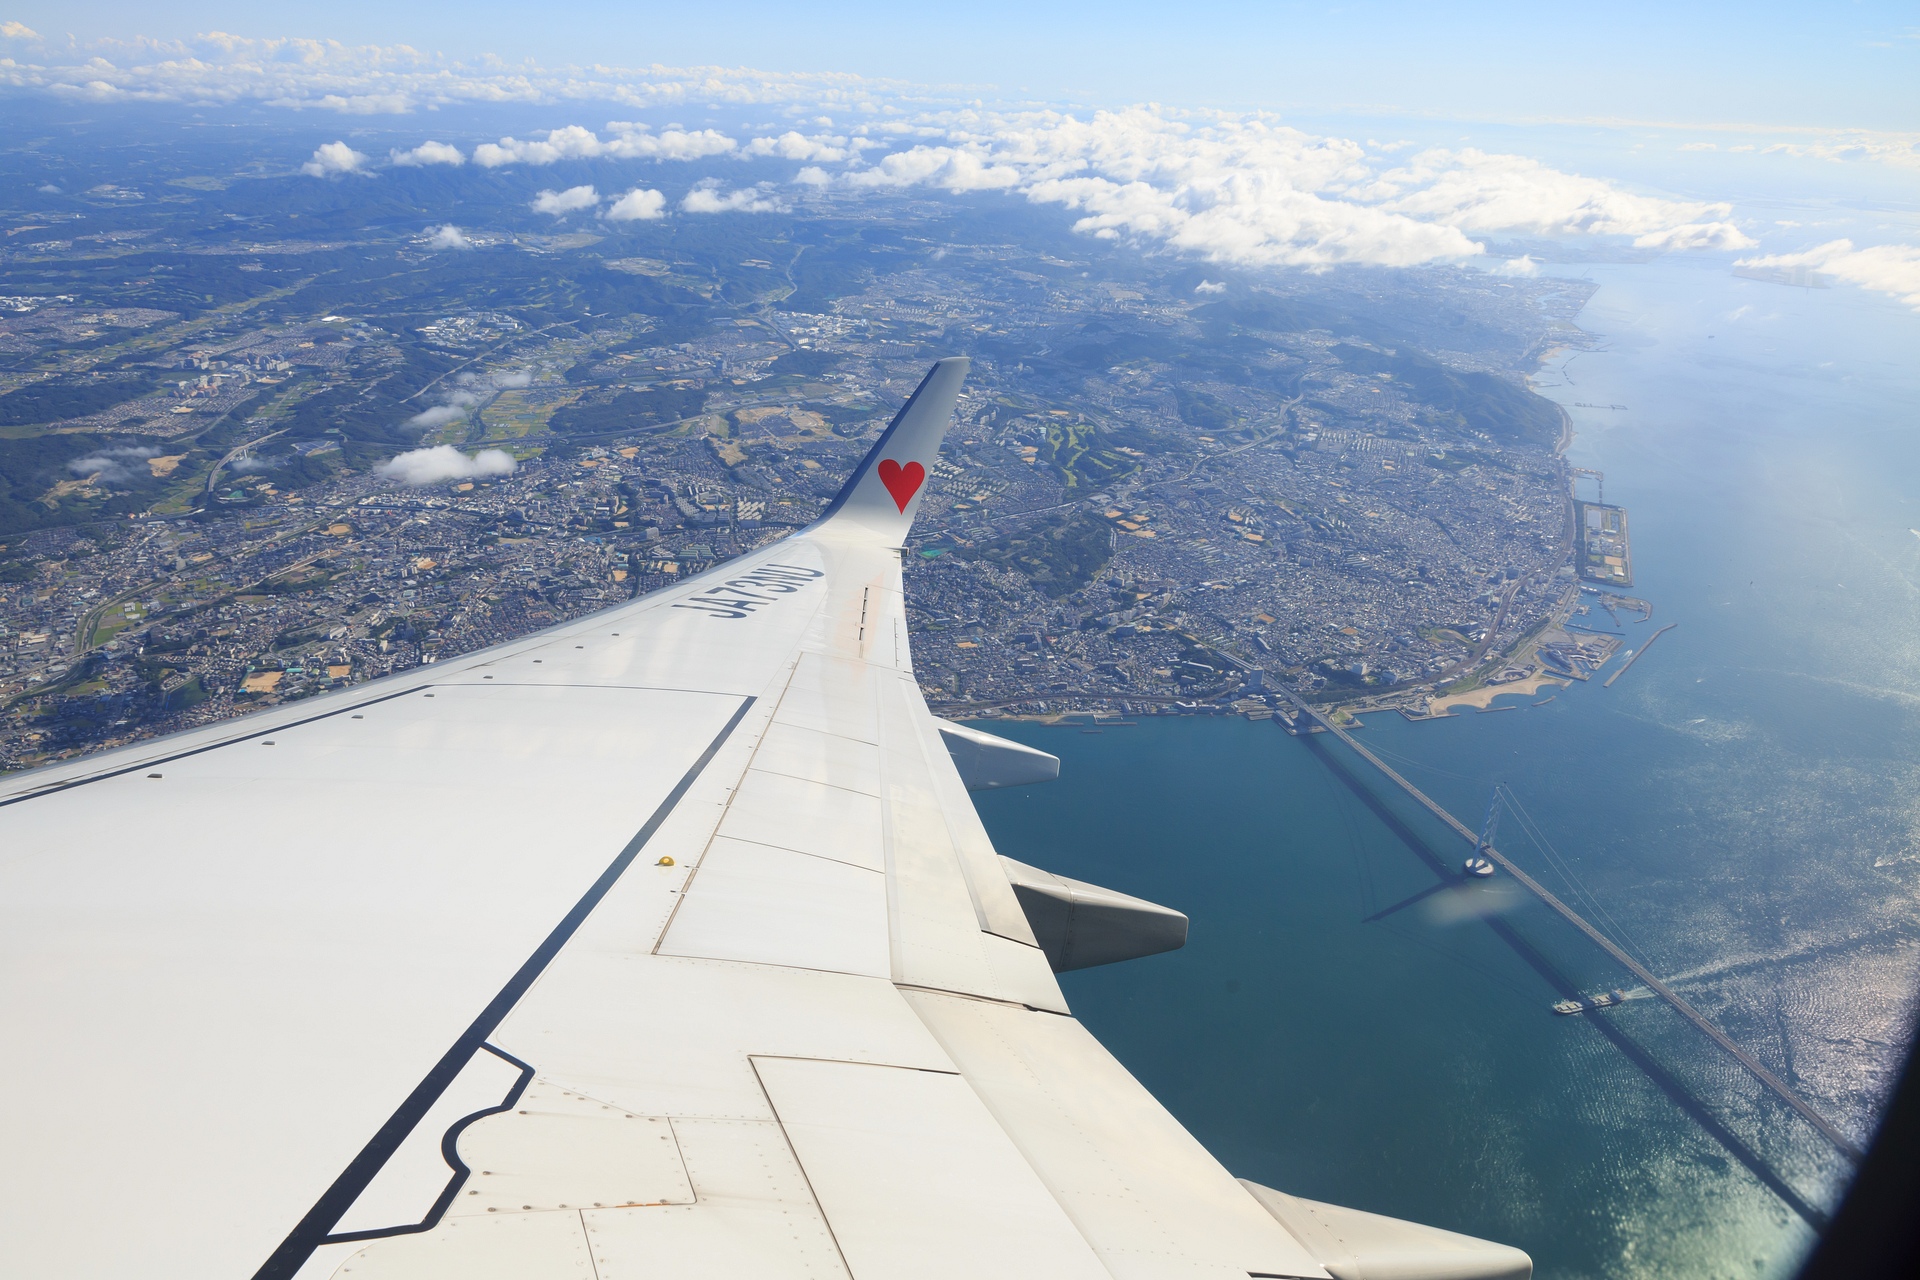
[671, 564, 825, 620]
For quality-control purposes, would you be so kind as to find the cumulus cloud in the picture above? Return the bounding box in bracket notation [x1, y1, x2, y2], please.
[378, 446, 516, 485]
[1761, 138, 1920, 172]
[837, 113, 1470, 267]
[604, 187, 667, 221]
[681, 181, 788, 214]
[1633, 222, 1754, 251]
[67, 446, 158, 483]
[424, 224, 471, 249]
[820, 110, 1765, 268]
[301, 140, 369, 177]
[1193, 279, 1227, 293]
[407, 403, 470, 429]
[744, 131, 863, 163]
[847, 145, 1023, 192]
[531, 184, 600, 215]
[4, 30, 1913, 224]
[1363, 147, 1754, 248]
[1490, 255, 1539, 276]
[475, 123, 736, 168]
[404, 369, 530, 428]
[391, 140, 463, 166]
[0, 35, 904, 114]
[0, 36, 1802, 272]
[1736, 239, 1920, 309]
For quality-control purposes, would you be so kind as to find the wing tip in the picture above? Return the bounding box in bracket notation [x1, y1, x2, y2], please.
[814, 356, 970, 537]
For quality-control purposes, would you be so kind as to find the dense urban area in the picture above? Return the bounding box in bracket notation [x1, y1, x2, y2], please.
[0, 117, 1611, 770]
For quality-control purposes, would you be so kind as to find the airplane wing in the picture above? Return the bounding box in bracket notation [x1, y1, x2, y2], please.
[0, 358, 1530, 1280]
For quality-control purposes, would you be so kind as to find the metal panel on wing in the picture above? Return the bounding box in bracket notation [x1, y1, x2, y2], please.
[752, 1056, 1112, 1280]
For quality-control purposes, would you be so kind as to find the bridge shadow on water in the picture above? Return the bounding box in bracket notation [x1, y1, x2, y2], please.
[1303, 735, 1832, 1231]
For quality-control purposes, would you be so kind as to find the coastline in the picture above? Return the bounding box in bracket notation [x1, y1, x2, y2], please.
[1424, 670, 1568, 715]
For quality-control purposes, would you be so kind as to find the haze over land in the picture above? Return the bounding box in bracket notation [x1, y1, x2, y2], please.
[0, 9, 1912, 768]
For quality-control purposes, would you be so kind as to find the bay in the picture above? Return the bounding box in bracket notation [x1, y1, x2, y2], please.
[970, 249, 1920, 1280]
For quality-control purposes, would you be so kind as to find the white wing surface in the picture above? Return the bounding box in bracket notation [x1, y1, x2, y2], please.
[0, 359, 1529, 1280]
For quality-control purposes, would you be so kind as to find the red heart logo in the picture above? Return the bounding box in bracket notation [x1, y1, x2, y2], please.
[876, 459, 925, 513]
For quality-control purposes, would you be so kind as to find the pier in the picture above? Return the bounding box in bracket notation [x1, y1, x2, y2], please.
[1604, 622, 1677, 688]
[1277, 687, 1864, 1163]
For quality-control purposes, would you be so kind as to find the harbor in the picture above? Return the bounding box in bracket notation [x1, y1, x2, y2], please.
[1605, 623, 1679, 688]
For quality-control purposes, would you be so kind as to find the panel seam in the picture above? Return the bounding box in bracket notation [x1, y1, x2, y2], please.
[252, 695, 756, 1280]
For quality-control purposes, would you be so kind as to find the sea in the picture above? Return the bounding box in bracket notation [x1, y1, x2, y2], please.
[971, 240, 1920, 1279]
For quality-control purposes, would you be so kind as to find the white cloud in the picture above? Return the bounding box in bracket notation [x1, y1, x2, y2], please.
[3, 31, 1913, 216]
[378, 446, 516, 485]
[681, 181, 788, 214]
[1761, 138, 1920, 172]
[1490, 255, 1539, 276]
[475, 123, 736, 168]
[67, 446, 157, 483]
[477, 125, 605, 168]
[0, 34, 907, 114]
[406, 403, 470, 429]
[1736, 239, 1920, 310]
[605, 124, 740, 159]
[300, 140, 369, 177]
[0, 36, 1816, 272]
[847, 145, 1023, 192]
[1193, 280, 1227, 293]
[1364, 147, 1754, 247]
[815, 112, 1763, 268]
[423, 224, 471, 249]
[406, 383, 478, 428]
[403, 369, 530, 428]
[391, 140, 463, 166]
[1633, 222, 1754, 251]
[531, 184, 600, 215]
[744, 131, 861, 162]
[604, 187, 667, 221]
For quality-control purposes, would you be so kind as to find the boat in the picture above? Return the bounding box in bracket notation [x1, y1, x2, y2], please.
[1552, 989, 1631, 1015]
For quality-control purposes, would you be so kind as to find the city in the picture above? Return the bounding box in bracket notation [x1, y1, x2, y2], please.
[1, 143, 1602, 769]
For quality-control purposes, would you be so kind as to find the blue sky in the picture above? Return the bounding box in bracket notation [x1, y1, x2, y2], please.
[12, 1, 1919, 129]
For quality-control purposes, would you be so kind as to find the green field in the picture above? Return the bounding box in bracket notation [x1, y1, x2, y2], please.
[1041, 420, 1138, 490]
[967, 509, 1114, 598]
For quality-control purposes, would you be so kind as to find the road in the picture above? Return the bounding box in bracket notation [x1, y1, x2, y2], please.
[206, 428, 289, 496]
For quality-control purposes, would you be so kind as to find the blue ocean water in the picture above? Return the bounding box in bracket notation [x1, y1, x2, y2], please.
[971, 252, 1920, 1280]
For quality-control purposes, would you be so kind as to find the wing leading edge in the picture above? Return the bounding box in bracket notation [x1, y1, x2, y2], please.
[0, 357, 1529, 1280]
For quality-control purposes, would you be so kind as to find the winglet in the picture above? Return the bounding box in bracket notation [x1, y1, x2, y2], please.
[816, 357, 968, 545]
